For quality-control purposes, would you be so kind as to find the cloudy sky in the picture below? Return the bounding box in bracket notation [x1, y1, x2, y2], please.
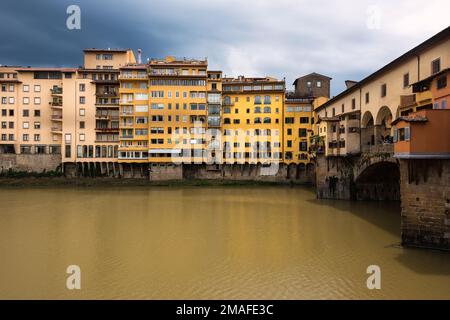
[0, 0, 448, 95]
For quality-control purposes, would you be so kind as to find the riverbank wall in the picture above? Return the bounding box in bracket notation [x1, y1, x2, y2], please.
[0, 154, 61, 174]
[0, 156, 315, 184]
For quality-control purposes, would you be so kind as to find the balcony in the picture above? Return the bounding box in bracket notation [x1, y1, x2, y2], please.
[223, 100, 234, 106]
[50, 100, 63, 108]
[95, 127, 119, 132]
[51, 115, 63, 121]
[50, 87, 63, 95]
[51, 127, 63, 133]
[119, 73, 148, 80]
[96, 90, 117, 97]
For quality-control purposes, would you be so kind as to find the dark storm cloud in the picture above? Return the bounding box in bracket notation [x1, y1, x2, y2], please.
[0, 0, 448, 95]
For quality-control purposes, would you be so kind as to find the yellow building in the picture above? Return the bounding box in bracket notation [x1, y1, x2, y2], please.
[221, 76, 285, 164]
[283, 96, 314, 164]
[143, 56, 208, 164]
[206, 71, 223, 163]
[118, 64, 149, 162]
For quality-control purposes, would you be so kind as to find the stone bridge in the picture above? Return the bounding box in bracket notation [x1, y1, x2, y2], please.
[315, 146, 399, 201]
[315, 151, 450, 251]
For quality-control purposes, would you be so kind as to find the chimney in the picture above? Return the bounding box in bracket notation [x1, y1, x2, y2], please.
[137, 49, 142, 64]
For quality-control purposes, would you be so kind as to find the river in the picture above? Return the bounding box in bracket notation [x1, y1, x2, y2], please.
[0, 186, 449, 299]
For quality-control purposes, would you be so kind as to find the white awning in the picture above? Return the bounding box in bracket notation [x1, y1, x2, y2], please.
[148, 149, 182, 154]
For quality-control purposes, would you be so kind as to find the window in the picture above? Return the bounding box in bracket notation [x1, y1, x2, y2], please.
[23, 134, 29, 141]
[437, 76, 447, 90]
[317, 81, 322, 88]
[287, 140, 292, 148]
[403, 73, 410, 88]
[23, 122, 29, 129]
[432, 58, 441, 75]
[65, 134, 72, 143]
[79, 84, 85, 92]
[23, 85, 29, 92]
[9, 97, 14, 104]
[80, 121, 85, 129]
[65, 145, 71, 158]
[34, 85, 41, 92]
[341, 104, 344, 113]
[23, 109, 29, 117]
[264, 96, 271, 104]
[381, 84, 387, 97]
[23, 97, 29, 104]
[352, 98, 356, 110]
[285, 117, 294, 124]
[365, 92, 370, 104]
[34, 134, 40, 142]
[299, 128, 307, 137]
[394, 127, 411, 142]
[34, 122, 40, 129]
[34, 110, 40, 117]
[34, 97, 41, 105]
[79, 108, 85, 116]
[287, 128, 292, 135]
[254, 96, 261, 104]
[79, 96, 85, 104]
[307, 81, 312, 88]
[300, 117, 309, 124]
[299, 142, 308, 152]
[79, 134, 85, 141]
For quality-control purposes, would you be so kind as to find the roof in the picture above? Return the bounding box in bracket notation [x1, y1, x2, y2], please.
[411, 68, 450, 87]
[15, 67, 78, 72]
[120, 64, 147, 70]
[83, 48, 130, 53]
[315, 26, 450, 112]
[293, 72, 332, 86]
[391, 115, 428, 125]
[222, 76, 284, 84]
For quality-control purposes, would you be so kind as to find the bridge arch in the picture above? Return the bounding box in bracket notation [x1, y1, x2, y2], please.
[354, 157, 400, 201]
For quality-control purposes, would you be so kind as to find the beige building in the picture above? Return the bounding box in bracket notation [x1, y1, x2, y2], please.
[314, 27, 450, 157]
[0, 49, 136, 170]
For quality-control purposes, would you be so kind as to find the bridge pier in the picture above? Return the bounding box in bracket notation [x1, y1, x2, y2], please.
[399, 159, 450, 251]
[315, 153, 450, 250]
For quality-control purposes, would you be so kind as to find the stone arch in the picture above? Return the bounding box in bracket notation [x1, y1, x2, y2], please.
[361, 111, 374, 128]
[361, 111, 375, 148]
[354, 158, 400, 201]
[375, 106, 394, 146]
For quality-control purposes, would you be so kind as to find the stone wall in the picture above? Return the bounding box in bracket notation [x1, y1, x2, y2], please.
[315, 155, 354, 200]
[400, 159, 450, 250]
[149, 164, 183, 181]
[0, 154, 62, 173]
[183, 163, 314, 183]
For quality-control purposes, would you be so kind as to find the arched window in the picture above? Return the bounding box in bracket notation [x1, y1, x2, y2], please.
[254, 95, 261, 104]
[264, 95, 271, 104]
[224, 118, 231, 124]
[254, 117, 262, 124]
[263, 117, 271, 124]
[264, 106, 271, 113]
